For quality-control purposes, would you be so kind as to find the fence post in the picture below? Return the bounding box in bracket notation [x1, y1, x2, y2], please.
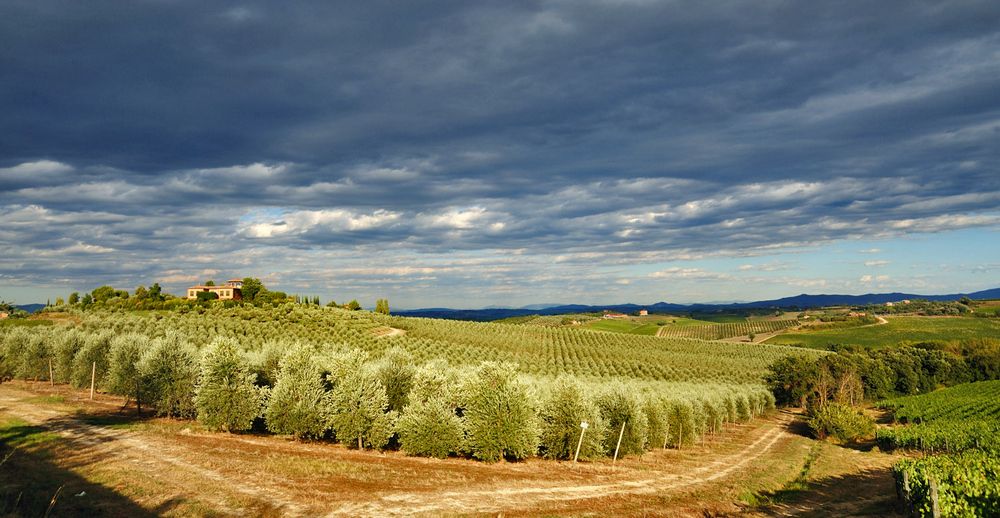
[929, 478, 940, 518]
[49, 359, 54, 387]
[90, 362, 96, 399]
[613, 420, 627, 465]
[574, 422, 588, 463]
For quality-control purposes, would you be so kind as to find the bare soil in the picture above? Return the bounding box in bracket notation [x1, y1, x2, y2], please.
[0, 383, 902, 517]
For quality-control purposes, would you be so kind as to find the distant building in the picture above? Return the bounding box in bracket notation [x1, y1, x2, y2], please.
[639, 310, 648, 316]
[187, 278, 244, 301]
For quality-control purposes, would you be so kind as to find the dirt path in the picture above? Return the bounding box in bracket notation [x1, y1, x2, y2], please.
[0, 385, 312, 516]
[1, 384, 798, 517]
[333, 411, 794, 516]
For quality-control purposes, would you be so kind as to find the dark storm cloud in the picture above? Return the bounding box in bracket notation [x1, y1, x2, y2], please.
[2, 0, 1000, 300]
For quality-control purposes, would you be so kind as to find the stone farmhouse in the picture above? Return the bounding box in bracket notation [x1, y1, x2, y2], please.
[186, 279, 244, 301]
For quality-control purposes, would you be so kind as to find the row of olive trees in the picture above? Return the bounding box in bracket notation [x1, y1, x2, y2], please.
[0, 326, 774, 462]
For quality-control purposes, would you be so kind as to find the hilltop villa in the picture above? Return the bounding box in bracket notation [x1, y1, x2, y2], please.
[186, 279, 243, 301]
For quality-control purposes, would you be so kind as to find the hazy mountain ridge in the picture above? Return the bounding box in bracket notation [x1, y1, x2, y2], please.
[395, 288, 1000, 321]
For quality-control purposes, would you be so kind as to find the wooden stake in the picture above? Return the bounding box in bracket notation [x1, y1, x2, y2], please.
[48, 359, 53, 387]
[90, 362, 96, 399]
[929, 478, 940, 518]
[613, 420, 626, 465]
[662, 422, 670, 450]
[574, 422, 588, 463]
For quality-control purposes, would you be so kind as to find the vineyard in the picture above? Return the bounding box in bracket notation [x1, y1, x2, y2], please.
[765, 316, 1000, 349]
[0, 304, 821, 463]
[877, 380, 1000, 516]
[656, 319, 800, 340]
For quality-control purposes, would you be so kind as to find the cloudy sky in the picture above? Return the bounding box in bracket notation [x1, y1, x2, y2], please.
[2, 1, 999, 309]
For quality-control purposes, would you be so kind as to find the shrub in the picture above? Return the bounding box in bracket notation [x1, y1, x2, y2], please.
[461, 361, 540, 462]
[643, 394, 668, 450]
[265, 345, 328, 438]
[139, 335, 198, 418]
[194, 337, 267, 432]
[51, 328, 83, 382]
[666, 397, 698, 448]
[246, 340, 286, 388]
[71, 330, 113, 388]
[539, 376, 606, 460]
[105, 333, 154, 413]
[596, 381, 648, 457]
[376, 346, 415, 413]
[0, 327, 52, 381]
[397, 361, 465, 458]
[807, 402, 875, 443]
[325, 357, 393, 449]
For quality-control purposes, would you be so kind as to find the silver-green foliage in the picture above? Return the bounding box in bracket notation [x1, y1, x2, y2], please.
[71, 330, 113, 388]
[264, 344, 328, 438]
[0, 327, 49, 380]
[325, 350, 393, 449]
[51, 328, 83, 382]
[139, 334, 198, 418]
[461, 361, 540, 462]
[194, 337, 267, 432]
[596, 381, 648, 457]
[539, 376, 606, 460]
[376, 346, 415, 413]
[105, 333, 153, 408]
[397, 361, 465, 458]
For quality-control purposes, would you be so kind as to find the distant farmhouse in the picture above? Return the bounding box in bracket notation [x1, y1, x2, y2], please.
[186, 279, 244, 301]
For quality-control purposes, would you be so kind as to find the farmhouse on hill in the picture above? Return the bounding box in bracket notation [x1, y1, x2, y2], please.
[186, 278, 244, 301]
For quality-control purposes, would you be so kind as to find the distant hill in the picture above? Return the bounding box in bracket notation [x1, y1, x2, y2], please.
[395, 287, 1000, 321]
[14, 303, 46, 314]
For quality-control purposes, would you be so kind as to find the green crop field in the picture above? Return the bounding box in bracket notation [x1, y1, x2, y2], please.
[581, 319, 659, 335]
[877, 381, 1000, 517]
[658, 319, 800, 340]
[763, 316, 1000, 349]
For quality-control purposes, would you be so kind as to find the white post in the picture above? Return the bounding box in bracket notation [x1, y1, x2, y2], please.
[90, 362, 96, 399]
[49, 359, 54, 387]
[613, 420, 627, 465]
[574, 422, 589, 463]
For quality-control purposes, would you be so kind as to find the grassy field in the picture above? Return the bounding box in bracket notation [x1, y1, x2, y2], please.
[581, 319, 660, 335]
[764, 316, 1000, 349]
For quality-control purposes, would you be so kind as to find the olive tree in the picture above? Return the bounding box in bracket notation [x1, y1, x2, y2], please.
[324, 349, 393, 449]
[264, 345, 328, 438]
[139, 334, 198, 418]
[396, 360, 465, 458]
[596, 381, 648, 457]
[460, 361, 540, 462]
[194, 337, 267, 432]
[538, 376, 606, 460]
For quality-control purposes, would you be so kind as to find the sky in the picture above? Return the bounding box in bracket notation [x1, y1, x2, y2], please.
[2, 1, 999, 309]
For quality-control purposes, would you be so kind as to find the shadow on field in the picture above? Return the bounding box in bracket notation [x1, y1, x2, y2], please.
[742, 467, 905, 517]
[0, 423, 158, 518]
